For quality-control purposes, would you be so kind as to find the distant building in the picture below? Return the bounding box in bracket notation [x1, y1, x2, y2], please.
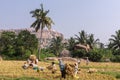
[0, 28, 63, 48]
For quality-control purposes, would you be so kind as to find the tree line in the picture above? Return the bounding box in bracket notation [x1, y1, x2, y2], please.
[49, 30, 120, 62]
[0, 30, 38, 60]
[0, 29, 120, 62]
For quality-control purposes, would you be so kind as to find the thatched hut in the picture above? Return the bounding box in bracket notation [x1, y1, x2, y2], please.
[74, 44, 90, 52]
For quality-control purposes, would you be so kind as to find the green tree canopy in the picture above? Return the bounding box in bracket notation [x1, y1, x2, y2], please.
[15, 30, 38, 56]
[49, 37, 63, 56]
[0, 30, 38, 59]
[67, 37, 76, 51]
[0, 31, 16, 56]
[75, 30, 100, 49]
[108, 30, 120, 55]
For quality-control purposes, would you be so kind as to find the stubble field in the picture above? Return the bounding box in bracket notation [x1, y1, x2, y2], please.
[0, 60, 120, 80]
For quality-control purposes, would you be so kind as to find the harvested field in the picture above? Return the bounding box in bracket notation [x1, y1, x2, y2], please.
[0, 60, 119, 80]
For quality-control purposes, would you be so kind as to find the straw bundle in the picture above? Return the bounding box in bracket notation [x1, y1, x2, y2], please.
[65, 64, 74, 76]
[29, 55, 36, 61]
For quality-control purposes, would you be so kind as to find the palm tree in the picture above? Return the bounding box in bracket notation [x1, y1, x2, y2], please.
[87, 34, 100, 49]
[75, 30, 99, 51]
[108, 30, 120, 54]
[30, 4, 54, 60]
[67, 37, 76, 51]
[75, 30, 87, 45]
[49, 37, 63, 56]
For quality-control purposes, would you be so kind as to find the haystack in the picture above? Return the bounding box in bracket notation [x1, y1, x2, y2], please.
[46, 65, 57, 74]
[29, 55, 36, 61]
[65, 63, 75, 76]
[62, 57, 77, 62]
[45, 57, 58, 61]
[87, 68, 98, 73]
[46, 65, 53, 70]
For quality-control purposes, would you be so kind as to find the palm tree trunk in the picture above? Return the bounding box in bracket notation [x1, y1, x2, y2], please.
[38, 29, 43, 60]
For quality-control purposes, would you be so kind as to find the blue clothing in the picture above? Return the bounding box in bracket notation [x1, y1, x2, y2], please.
[59, 60, 65, 71]
[59, 59, 66, 79]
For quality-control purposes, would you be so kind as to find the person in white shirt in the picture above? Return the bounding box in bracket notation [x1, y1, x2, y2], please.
[73, 62, 79, 79]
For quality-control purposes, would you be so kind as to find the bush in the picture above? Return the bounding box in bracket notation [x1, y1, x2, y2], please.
[71, 49, 86, 58]
[88, 49, 103, 62]
[112, 50, 120, 55]
[110, 55, 120, 62]
[40, 53, 55, 60]
[39, 48, 56, 60]
[100, 49, 113, 62]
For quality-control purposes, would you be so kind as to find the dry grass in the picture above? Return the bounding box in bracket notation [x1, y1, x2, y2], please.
[0, 60, 118, 80]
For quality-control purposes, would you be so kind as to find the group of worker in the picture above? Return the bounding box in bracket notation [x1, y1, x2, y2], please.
[22, 55, 90, 79]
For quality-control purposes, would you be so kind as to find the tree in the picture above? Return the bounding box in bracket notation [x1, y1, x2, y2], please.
[75, 30, 87, 45]
[87, 34, 100, 49]
[49, 37, 63, 56]
[75, 30, 99, 51]
[108, 30, 120, 55]
[15, 30, 38, 56]
[75, 30, 90, 52]
[67, 37, 76, 51]
[0, 30, 38, 59]
[0, 31, 16, 56]
[30, 4, 54, 60]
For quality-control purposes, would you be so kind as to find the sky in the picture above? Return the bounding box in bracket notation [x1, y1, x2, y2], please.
[0, 0, 120, 44]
